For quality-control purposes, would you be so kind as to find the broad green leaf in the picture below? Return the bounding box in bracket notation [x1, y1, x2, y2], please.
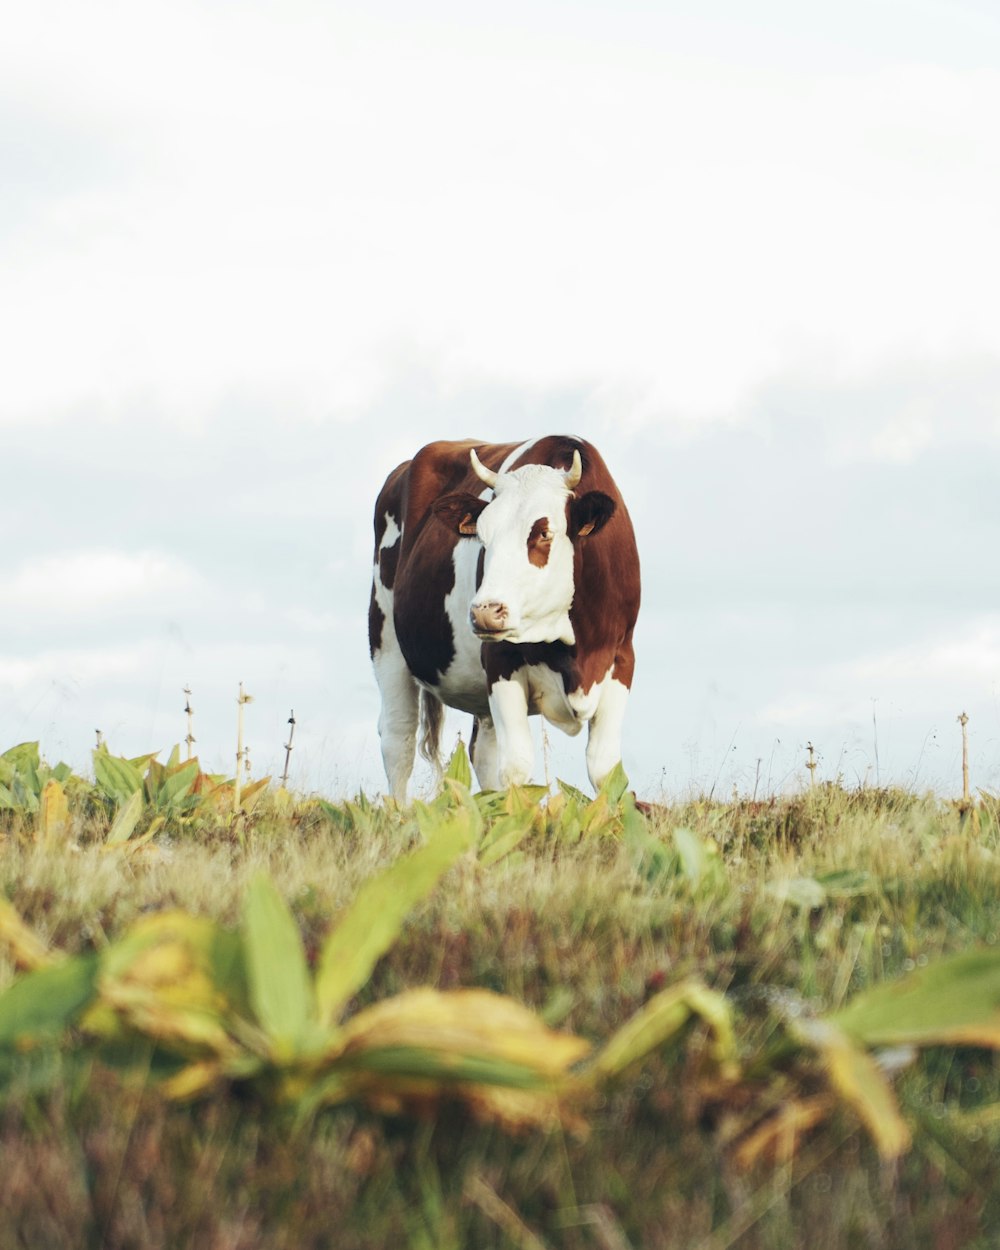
[166, 744, 181, 769]
[316, 815, 474, 1026]
[93, 751, 144, 805]
[156, 759, 200, 809]
[597, 761, 630, 807]
[828, 947, 1000, 1048]
[0, 782, 15, 810]
[479, 814, 534, 867]
[557, 778, 590, 805]
[1, 742, 40, 776]
[242, 873, 313, 1052]
[105, 789, 145, 845]
[793, 1018, 911, 1160]
[443, 739, 472, 790]
[0, 956, 99, 1045]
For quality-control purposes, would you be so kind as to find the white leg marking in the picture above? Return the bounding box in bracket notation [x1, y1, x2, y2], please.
[471, 716, 499, 790]
[585, 677, 630, 791]
[373, 636, 420, 803]
[489, 674, 534, 787]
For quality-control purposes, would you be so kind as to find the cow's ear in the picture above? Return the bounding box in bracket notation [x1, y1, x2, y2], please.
[569, 490, 615, 539]
[432, 492, 487, 536]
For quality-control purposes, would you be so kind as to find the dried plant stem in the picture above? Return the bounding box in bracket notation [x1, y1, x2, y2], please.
[184, 686, 195, 760]
[806, 742, 817, 788]
[958, 711, 970, 805]
[234, 682, 253, 815]
[281, 710, 296, 788]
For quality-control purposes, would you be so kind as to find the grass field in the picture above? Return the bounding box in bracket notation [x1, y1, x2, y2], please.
[2, 741, 999, 1249]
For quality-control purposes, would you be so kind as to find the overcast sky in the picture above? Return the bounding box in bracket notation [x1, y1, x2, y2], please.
[3, 0, 998, 800]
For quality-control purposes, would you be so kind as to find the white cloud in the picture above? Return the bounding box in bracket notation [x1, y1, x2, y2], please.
[2, 6, 999, 430]
[6, 550, 202, 615]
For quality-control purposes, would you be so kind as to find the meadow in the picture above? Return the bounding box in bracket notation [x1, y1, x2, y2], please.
[1, 739, 999, 1250]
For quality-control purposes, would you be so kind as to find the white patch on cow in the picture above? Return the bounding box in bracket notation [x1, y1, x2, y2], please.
[497, 438, 540, 474]
[472, 463, 577, 646]
[488, 673, 534, 787]
[371, 513, 402, 629]
[371, 608, 420, 802]
[585, 675, 630, 790]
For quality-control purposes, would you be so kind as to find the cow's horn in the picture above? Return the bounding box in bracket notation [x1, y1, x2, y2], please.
[564, 449, 583, 490]
[470, 448, 498, 488]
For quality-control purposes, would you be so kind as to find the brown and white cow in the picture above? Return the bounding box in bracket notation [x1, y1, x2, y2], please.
[368, 436, 640, 799]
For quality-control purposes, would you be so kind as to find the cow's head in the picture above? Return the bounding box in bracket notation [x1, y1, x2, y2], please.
[432, 448, 615, 646]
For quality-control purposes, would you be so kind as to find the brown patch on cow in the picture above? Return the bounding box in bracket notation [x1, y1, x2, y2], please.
[368, 584, 385, 658]
[475, 547, 485, 591]
[526, 517, 552, 568]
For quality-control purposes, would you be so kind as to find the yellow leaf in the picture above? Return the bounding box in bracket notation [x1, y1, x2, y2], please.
[589, 978, 738, 1082]
[793, 1018, 911, 1160]
[37, 779, 70, 848]
[0, 899, 55, 971]
[733, 1095, 835, 1169]
[315, 987, 589, 1131]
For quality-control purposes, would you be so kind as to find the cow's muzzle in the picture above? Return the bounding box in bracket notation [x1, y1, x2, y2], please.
[470, 600, 510, 639]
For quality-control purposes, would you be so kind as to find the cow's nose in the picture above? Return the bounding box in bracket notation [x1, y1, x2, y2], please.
[470, 601, 508, 634]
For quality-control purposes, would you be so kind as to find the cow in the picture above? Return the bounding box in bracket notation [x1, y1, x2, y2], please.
[368, 436, 640, 800]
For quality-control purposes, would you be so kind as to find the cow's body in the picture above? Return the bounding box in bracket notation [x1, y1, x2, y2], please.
[369, 436, 640, 799]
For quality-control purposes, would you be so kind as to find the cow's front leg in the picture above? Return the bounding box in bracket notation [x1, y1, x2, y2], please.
[488, 673, 534, 787]
[585, 676, 630, 791]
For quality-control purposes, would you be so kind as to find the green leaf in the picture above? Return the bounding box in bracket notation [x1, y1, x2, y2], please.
[479, 814, 534, 867]
[557, 778, 590, 805]
[93, 751, 144, 806]
[0, 956, 99, 1046]
[242, 873, 314, 1054]
[315, 813, 474, 1027]
[828, 947, 1000, 1048]
[1, 742, 40, 776]
[596, 761, 630, 807]
[106, 789, 145, 845]
[443, 739, 472, 791]
[156, 759, 200, 810]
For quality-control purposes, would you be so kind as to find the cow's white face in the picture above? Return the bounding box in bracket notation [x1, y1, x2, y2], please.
[472, 464, 577, 645]
[433, 455, 616, 648]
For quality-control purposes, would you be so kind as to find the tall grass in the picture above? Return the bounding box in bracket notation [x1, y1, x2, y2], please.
[1, 749, 999, 1250]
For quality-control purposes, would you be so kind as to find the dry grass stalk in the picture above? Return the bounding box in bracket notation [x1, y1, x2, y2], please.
[234, 683, 253, 816]
[184, 686, 196, 761]
[281, 710, 296, 788]
[958, 711, 970, 804]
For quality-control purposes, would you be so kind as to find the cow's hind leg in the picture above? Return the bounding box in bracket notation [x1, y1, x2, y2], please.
[373, 644, 420, 802]
[470, 715, 499, 790]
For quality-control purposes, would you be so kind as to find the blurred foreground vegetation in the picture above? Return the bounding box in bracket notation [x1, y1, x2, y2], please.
[2, 740, 1000, 1249]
